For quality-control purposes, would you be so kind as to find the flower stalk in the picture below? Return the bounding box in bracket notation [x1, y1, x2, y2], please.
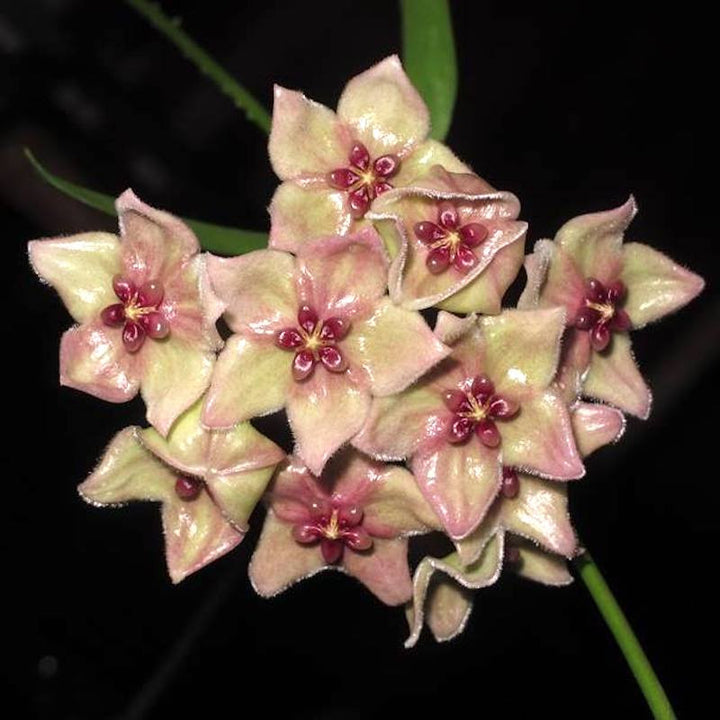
[574, 551, 676, 720]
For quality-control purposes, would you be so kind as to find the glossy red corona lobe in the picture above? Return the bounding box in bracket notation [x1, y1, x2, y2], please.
[443, 375, 519, 448]
[501, 467, 520, 499]
[414, 201, 489, 275]
[573, 277, 632, 351]
[174, 475, 203, 501]
[327, 141, 400, 219]
[100, 274, 170, 353]
[275, 305, 350, 381]
[292, 498, 372, 564]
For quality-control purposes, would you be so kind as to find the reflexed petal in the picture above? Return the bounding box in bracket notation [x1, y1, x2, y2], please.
[60, 322, 139, 403]
[249, 511, 327, 596]
[207, 251, 297, 335]
[202, 335, 292, 428]
[79, 427, 173, 505]
[393, 140, 470, 186]
[29, 233, 121, 323]
[206, 466, 278, 530]
[269, 86, 351, 180]
[268, 459, 323, 524]
[269, 182, 351, 253]
[501, 390, 584, 480]
[411, 440, 502, 539]
[162, 490, 244, 583]
[345, 298, 450, 396]
[500, 475, 577, 557]
[337, 55, 429, 157]
[536, 244, 586, 315]
[514, 543, 573, 586]
[571, 402, 625, 457]
[286, 369, 371, 476]
[343, 537, 413, 605]
[584, 333, 652, 419]
[517, 239, 554, 310]
[621, 242, 705, 327]
[423, 580, 473, 644]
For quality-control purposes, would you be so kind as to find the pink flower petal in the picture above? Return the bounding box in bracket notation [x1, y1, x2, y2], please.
[28, 232, 121, 323]
[571, 402, 626, 457]
[337, 55, 429, 157]
[268, 85, 352, 181]
[621, 242, 705, 328]
[266, 459, 324, 524]
[60, 321, 140, 403]
[583, 333, 652, 419]
[393, 140, 470, 186]
[515, 543, 573, 586]
[205, 467, 279, 531]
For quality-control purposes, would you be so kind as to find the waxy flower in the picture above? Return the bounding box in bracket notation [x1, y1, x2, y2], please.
[354, 309, 584, 540]
[203, 229, 449, 475]
[29, 190, 223, 435]
[79, 402, 285, 582]
[405, 400, 625, 646]
[249, 450, 440, 605]
[368, 166, 527, 313]
[268, 55, 468, 253]
[519, 198, 704, 418]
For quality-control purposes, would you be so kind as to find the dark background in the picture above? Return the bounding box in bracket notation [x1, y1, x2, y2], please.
[2, 1, 717, 718]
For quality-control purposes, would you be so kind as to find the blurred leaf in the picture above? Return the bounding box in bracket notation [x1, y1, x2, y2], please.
[25, 149, 268, 255]
[400, 0, 458, 141]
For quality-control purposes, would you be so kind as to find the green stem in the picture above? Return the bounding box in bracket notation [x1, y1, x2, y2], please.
[124, 0, 271, 134]
[574, 551, 676, 719]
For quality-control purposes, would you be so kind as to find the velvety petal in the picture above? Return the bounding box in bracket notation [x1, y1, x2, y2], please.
[79, 427, 173, 505]
[482, 308, 566, 393]
[423, 580, 473, 644]
[206, 251, 297, 336]
[202, 335, 291, 429]
[553, 197, 633, 283]
[571, 402, 626, 457]
[345, 298, 450, 396]
[514, 543, 573, 586]
[393, 140, 470, 186]
[583, 333, 652, 419]
[29, 233, 121, 323]
[433, 310, 476, 346]
[206, 466, 278, 530]
[534, 244, 587, 315]
[337, 55, 429, 157]
[342, 537, 413, 606]
[452, 509, 501, 565]
[286, 369, 371, 476]
[117, 189, 199, 284]
[267, 459, 322, 524]
[268, 86, 351, 180]
[162, 491, 244, 583]
[249, 511, 327, 596]
[60, 321, 139, 403]
[411, 440, 502, 539]
[517, 239, 554, 310]
[268, 182, 351, 253]
[500, 390, 584, 480]
[620, 242, 705, 327]
[295, 230, 388, 320]
[353, 385, 446, 461]
[500, 475, 577, 557]
[555, 330, 592, 405]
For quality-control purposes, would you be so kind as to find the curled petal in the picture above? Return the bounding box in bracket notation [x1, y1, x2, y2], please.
[571, 402, 626, 457]
[514, 543, 573, 586]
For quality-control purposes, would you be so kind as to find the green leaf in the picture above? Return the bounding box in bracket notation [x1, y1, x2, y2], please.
[400, 0, 458, 141]
[25, 149, 268, 256]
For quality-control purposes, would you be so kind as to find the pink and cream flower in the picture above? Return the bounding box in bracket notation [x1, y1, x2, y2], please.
[368, 165, 527, 313]
[249, 450, 440, 606]
[519, 197, 704, 418]
[78, 402, 285, 583]
[202, 229, 450, 476]
[354, 310, 584, 540]
[28, 190, 223, 436]
[267, 55, 468, 253]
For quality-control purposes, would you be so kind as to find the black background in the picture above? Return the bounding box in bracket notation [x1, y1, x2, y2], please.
[2, 1, 717, 718]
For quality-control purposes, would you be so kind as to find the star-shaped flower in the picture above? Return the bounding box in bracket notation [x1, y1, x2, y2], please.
[268, 55, 468, 253]
[368, 165, 527, 312]
[203, 229, 450, 475]
[519, 197, 704, 418]
[78, 401, 285, 583]
[249, 449, 440, 605]
[29, 190, 223, 435]
[354, 309, 584, 540]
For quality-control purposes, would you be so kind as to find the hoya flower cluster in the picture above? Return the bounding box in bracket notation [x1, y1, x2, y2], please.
[29, 56, 703, 644]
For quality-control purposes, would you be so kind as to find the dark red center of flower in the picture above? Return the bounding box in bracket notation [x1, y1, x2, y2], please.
[573, 277, 632, 352]
[276, 305, 350, 381]
[327, 141, 400, 219]
[174, 475, 203, 501]
[100, 274, 170, 353]
[414, 201, 489, 275]
[443, 375, 519, 448]
[292, 499, 372, 564]
[501, 467, 520, 499]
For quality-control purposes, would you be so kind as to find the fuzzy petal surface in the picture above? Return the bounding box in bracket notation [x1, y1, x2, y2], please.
[515, 543, 573, 586]
[343, 537, 413, 605]
[571, 402, 626, 457]
[393, 139, 470, 186]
